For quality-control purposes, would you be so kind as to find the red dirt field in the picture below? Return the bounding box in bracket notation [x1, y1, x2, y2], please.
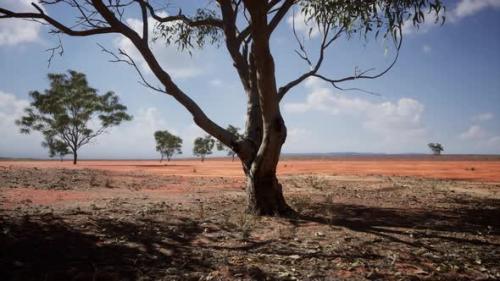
[1, 155, 500, 182]
[1, 156, 499, 280]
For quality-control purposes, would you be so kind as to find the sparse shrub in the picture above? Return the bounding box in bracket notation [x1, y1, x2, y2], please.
[235, 212, 255, 240]
[304, 175, 329, 191]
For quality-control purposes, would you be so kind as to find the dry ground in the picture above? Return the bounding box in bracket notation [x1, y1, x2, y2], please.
[1, 157, 499, 280]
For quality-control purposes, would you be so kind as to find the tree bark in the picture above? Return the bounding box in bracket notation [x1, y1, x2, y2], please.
[236, 0, 293, 216]
[244, 164, 293, 216]
[73, 151, 77, 165]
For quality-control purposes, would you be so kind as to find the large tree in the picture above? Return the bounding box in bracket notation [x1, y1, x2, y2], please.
[154, 130, 182, 162]
[1, 0, 444, 215]
[16, 70, 132, 164]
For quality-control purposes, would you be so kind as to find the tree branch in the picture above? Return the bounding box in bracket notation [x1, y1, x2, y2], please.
[0, 4, 116, 36]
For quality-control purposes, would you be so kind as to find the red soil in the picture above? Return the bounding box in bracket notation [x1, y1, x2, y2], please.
[2, 156, 500, 182]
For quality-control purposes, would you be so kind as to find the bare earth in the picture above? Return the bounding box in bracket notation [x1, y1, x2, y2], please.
[1, 157, 499, 280]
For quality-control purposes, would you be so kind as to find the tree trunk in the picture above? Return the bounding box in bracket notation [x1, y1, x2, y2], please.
[201, 155, 205, 162]
[73, 151, 77, 165]
[245, 170, 292, 216]
[241, 115, 293, 216]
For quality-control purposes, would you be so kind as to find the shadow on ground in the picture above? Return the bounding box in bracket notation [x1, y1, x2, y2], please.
[1, 190, 499, 280]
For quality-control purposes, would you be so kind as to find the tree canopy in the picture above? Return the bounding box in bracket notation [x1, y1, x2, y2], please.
[16, 70, 132, 164]
[193, 135, 215, 162]
[428, 143, 444, 155]
[154, 130, 182, 162]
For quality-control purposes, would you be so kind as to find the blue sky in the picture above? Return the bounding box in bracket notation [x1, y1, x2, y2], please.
[1, 0, 500, 159]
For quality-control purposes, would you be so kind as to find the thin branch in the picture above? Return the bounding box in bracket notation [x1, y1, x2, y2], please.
[46, 36, 64, 67]
[97, 43, 166, 94]
[0, 4, 116, 36]
[278, 18, 402, 100]
[143, 1, 223, 28]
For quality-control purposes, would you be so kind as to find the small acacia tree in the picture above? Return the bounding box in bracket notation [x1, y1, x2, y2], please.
[428, 143, 444, 156]
[193, 135, 215, 162]
[16, 70, 132, 164]
[154, 130, 182, 162]
[217, 125, 243, 161]
[1, 0, 444, 215]
[43, 137, 70, 161]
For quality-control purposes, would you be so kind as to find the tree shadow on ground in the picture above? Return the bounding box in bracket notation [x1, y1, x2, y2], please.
[291, 195, 500, 248]
[0, 213, 272, 281]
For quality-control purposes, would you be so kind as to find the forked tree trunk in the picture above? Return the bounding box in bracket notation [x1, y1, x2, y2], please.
[241, 116, 293, 216]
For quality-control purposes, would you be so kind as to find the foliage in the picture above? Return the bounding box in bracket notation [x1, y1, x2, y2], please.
[216, 125, 243, 161]
[428, 143, 444, 155]
[193, 135, 215, 161]
[299, 0, 444, 41]
[42, 137, 70, 161]
[16, 70, 132, 164]
[154, 130, 182, 162]
[154, 8, 223, 52]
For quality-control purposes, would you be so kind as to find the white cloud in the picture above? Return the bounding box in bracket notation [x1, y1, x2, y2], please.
[458, 124, 500, 150]
[286, 9, 320, 38]
[84, 107, 206, 159]
[284, 77, 426, 138]
[472, 112, 494, 122]
[459, 113, 500, 150]
[0, 0, 44, 46]
[114, 15, 203, 79]
[403, 0, 500, 35]
[459, 125, 487, 140]
[453, 0, 500, 20]
[0, 91, 45, 157]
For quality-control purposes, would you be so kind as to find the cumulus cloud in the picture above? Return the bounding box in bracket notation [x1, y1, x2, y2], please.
[0, 0, 44, 46]
[0, 91, 45, 157]
[114, 15, 203, 79]
[453, 0, 500, 20]
[284, 78, 426, 138]
[459, 112, 500, 150]
[403, 0, 500, 34]
[458, 124, 500, 150]
[83, 107, 205, 159]
[459, 125, 487, 140]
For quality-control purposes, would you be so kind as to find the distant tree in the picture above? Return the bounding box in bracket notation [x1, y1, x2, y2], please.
[428, 143, 444, 155]
[193, 135, 215, 162]
[16, 70, 132, 164]
[43, 138, 70, 161]
[154, 130, 182, 162]
[217, 125, 243, 161]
